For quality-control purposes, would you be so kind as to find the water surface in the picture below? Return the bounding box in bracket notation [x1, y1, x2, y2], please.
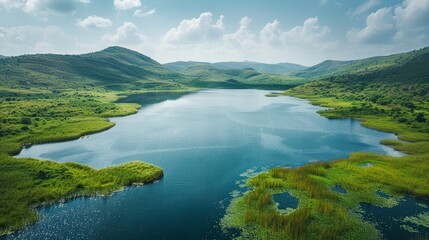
[12, 89, 403, 239]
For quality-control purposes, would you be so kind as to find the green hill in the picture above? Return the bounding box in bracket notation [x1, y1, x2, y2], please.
[288, 46, 429, 134]
[180, 65, 305, 89]
[0, 46, 185, 92]
[164, 61, 306, 74]
[163, 61, 209, 72]
[292, 47, 429, 79]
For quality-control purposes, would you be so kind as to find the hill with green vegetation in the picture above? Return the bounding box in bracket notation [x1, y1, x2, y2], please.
[222, 46, 429, 239]
[2, 45, 429, 238]
[164, 60, 306, 74]
[0, 47, 197, 236]
[0, 46, 186, 92]
[179, 65, 306, 89]
[292, 46, 429, 79]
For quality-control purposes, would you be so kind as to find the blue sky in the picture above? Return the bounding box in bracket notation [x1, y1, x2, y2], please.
[1, 0, 429, 65]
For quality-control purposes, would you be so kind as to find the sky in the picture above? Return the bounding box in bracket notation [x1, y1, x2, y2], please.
[0, 0, 429, 66]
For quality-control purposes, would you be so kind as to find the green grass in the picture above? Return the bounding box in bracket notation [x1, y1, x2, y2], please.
[222, 152, 429, 240]
[0, 87, 188, 236]
[222, 50, 429, 239]
[291, 46, 429, 79]
[0, 89, 141, 155]
[0, 155, 163, 235]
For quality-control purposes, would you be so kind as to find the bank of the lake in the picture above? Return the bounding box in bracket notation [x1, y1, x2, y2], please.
[221, 89, 429, 240]
[0, 89, 198, 236]
[10, 89, 404, 239]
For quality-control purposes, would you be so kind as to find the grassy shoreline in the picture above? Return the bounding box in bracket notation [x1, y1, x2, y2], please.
[221, 90, 429, 240]
[0, 89, 199, 236]
[0, 157, 163, 236]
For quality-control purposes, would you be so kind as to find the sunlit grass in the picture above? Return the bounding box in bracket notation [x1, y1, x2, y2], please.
[0, 155, 163, 235]
[222, 153, 429, 239]
[0, 88, 178, 235]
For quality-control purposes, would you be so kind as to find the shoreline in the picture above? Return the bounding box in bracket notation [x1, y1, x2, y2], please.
[221, 89, 429, 239]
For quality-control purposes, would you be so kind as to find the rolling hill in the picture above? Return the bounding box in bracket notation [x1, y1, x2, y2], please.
[292, 47, 429, 79]
[289, 46, 429, 121]
[0, 46, 185, 91]
[0, 47, 306, 93]
[164, 61, 306, 74]
[180, 65, 305, 89]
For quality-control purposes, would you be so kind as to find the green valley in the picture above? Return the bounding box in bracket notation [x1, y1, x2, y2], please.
[1, 45, 429, 239]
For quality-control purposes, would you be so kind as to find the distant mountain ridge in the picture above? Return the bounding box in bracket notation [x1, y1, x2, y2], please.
[164, 61, 307, 74]
[0, 46, 302, 92]
[1, 46, 428, 94]
[178, 64, 305, 89]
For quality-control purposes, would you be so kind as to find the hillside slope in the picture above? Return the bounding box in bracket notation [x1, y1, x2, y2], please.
[0, 46, 184, 91]
[288, 46, 429, 134]
[164, 61, 306, 74]
[292, 47, 429, 79]
[180, 65, 306, 89]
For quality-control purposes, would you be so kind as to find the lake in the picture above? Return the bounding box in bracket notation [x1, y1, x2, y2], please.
[11, 89, 403, 239]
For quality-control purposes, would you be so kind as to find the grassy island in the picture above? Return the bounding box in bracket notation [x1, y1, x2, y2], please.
[0, 157, 163, 236]
[0, 88, 171, 236]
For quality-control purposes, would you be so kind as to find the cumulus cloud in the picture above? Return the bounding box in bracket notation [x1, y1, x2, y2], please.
[350, 0, 380, 17]
[0, 0, 25, 9]
[347, 0, 429, 44]
[161, 12, 225, 44]
[0, 0, 77, 13]
[223, 17, 256, 48]
[113, 0, 141, 10]
[133, 8, 155, 17]
[28, 0, 76, 13]
[0, 25, 79, 55]
[101, 22, 146, 43]
[260, 19, 283, 46]
[77, 15, 112, 28]
[347, 7, 395, 43]
[77, 0, 91, 4]
[155, 13, 336, 65]
[394, 0, 429, 30]
[277, 17, 331, 46]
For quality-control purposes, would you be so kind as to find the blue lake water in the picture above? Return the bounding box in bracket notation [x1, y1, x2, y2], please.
[11, 89, 404, 239]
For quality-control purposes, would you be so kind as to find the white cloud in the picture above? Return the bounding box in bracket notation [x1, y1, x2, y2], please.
[161, 12, 225, 44]
[394, 0, 429, 30]
[113, 0, 140, 10]
[77, 0, 91, 4]
[134, 8, 155, 17]
[0, 0, 25, 9]
[0, 0, 77, 13]
[156, 14, 335, 65]
[282, 17, 331, 45]
[350, 0, 380, 17]
[258, 17, 331, 47]
[77, 15, 112, 28]
[224, 16, 256, 48]
[101, 22, 146, 43]
[347, 7, 395, 43]
[260, 19, 283, 46]
[348, 0, 429, 44]
[0, 25, 79, 55]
